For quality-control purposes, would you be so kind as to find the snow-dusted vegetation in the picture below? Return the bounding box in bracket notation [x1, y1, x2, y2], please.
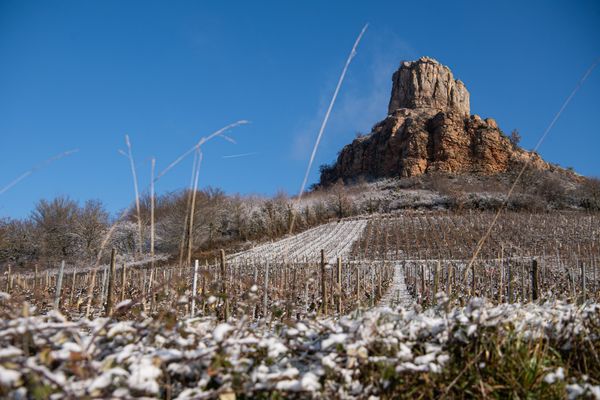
[0, 294, 598, 399]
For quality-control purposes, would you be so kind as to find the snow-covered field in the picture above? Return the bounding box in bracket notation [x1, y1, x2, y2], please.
[229, 218, 367, 264]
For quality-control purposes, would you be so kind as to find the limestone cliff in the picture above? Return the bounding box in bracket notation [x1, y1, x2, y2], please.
[320, 57, 550, 185]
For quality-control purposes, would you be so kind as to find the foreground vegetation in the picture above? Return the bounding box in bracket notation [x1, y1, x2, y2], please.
[0, 293, 598, 399]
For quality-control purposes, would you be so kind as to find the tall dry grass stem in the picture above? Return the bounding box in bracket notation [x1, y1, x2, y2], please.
[150, 158, 156, 268]
[0, 149, 79, 196]
[83, 122, 246, 317]
[125, 135, 143, 258]
[186, 150, 203, 268]
[464, 58, 599, 282]
[289, 24, 368, 234]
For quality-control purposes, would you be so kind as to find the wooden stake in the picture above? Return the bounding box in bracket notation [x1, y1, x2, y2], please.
[202, 260, 209, 313]
[320, 249, 327, 315]
[6, 265, 11, 292]
[337, 256, 342, 314]
[446, 264, 452, 297]
[581, 261, 586, 303]
[521, 263, 526, 302]
[191, 259, 199, 316]
[356, 264, 361, 308]
[120, 263, 127, 302]
[100, 266, 108, 308]
[105, 249, 117, 316]
[263, 260, 269, 321]
[420, 264, 425, 304]
[69, 267, 77, 305]
[220, 249, 229, 321]
[54, 261, 65, 310]
[498, 250, 504, 303]
[531, 259, 539, 301]
[507, 260, 512, 303]
[471, 263, 476, 298]
[85, 270, 97, 318]
[433, 261, 440, 301]
[594, 256, 597, 295]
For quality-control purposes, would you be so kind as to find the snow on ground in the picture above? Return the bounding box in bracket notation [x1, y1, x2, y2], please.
[20, 254, 170, 278]
[377, 264, 413, 310]
[229, 218, 368, 264]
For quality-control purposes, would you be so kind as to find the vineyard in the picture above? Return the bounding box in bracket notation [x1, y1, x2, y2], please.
[1, 211, 599, 398]
[2, 212, 599, 319]
[1, 218, 395, 320]
[352, 212, 600, 307]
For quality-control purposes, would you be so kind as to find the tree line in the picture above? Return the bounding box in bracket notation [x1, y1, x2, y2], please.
[0, 183, 358, 269]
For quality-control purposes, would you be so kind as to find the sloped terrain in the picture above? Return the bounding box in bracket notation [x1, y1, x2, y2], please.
[230, 219, 368, 264]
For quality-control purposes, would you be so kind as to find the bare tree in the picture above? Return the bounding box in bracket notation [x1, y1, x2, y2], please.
[0, 218, 38, 266]
[330, 180, 351, 219]
[75, 200, 109, 261]
[31, 196, 79, 263]
[580, 177, 600, 210]
[510, 129, 521, 148]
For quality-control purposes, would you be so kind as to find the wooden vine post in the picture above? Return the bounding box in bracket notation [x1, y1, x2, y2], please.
[105, 248, 116, 316]
[498, 248, 504, 303]
[6, 265, 11, 292]
[220, 249, 229, 321]
[120, 263, 127, 302]
[507, 260, 512, 303]
[321, 249, 328, 316]
[471, 263, 476, 298]
[581, 261, 586, 304]
[420, 264, 425, 304]
[337, 256, 342, 314]
[521, 263, 526, 302]
[433, 261, 440, 301]
[54, 260, 65, 310]
[377, 262, 382, 299]
[69, 268, 77, 305]
[191, 259, 199, 316]
[446, 264, 453, 297]
[263, 260, 269, 321]
[202, 260, 209, 313]
[355, 263, 361, 308]
[531, 259, 539, 301]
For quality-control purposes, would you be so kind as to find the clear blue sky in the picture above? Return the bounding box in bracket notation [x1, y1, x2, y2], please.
[1, 1, 599, 218]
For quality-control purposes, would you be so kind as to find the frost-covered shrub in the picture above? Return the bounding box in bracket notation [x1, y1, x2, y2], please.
[0, 297, 598, 399]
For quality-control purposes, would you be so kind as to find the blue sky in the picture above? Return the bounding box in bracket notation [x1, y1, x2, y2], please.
[1, 1, 599, 218]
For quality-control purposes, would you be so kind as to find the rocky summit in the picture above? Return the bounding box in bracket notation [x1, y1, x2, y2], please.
[320, 57, 550, 185]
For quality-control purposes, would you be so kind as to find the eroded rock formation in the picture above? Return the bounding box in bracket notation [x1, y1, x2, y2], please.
[320, 57, 549, 185]
[388, 57, 470, 116]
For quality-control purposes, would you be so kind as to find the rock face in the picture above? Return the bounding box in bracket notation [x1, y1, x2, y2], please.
[320, 57, 549, 185]
[388, 57, 470, 116]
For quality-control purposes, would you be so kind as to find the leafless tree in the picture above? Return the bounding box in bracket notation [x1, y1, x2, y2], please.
[31, 196, 79, 262]
[75, 200, 109, 261]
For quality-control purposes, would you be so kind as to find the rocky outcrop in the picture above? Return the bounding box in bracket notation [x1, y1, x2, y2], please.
[388, 57, 470, 116]
[320, 57, 550, 185]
